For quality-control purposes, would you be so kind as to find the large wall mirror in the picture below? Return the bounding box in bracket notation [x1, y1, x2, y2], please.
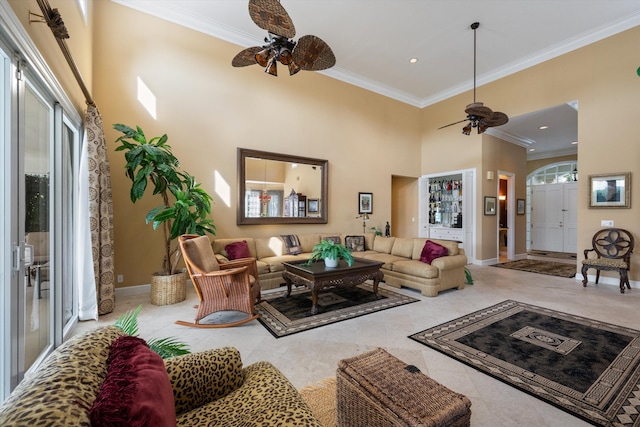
[238, 148, 328, 225]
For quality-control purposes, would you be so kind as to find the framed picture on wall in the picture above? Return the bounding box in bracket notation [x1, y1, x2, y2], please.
[358, 192, 373, 214]
[588, 172, 631, 208]
[517, 199, 526, 215]
[307, 199, 319, 215]
[484, 196, 497, 215]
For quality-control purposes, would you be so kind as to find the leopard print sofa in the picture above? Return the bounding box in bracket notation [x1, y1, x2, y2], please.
[0, 326, 322, 426]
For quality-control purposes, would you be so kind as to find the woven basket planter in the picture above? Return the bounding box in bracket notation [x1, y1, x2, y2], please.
[150, 272, 187, 306]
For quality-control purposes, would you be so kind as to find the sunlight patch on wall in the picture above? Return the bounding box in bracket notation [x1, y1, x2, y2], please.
[137, 77, 156, 119]
[214, 170, 231, 207]
[76, 0, 88, 24]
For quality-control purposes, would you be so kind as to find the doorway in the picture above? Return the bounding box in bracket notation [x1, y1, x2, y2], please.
[497, 171, 515, 262]
[527, 161, 578, 255]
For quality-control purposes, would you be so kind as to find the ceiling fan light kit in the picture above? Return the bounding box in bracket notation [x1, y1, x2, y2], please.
[439, 22, 509, 135]
[232, 0, 336, 76]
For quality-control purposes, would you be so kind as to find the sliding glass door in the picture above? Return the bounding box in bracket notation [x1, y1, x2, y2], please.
[21, 76, 54, 372]
[0, 24, 81, 400]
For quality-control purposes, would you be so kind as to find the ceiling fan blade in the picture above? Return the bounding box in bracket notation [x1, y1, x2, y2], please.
[248, 0, 296, 39]
[232, 46, 264, 67]
[464, 102, 493, 119]
[437, 119, 468, 130]
[292, 35, 336, 71]
[483, 112, 509, 127]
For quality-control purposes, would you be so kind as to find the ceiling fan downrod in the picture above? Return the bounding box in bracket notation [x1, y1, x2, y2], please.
[471, 22, 479, 104]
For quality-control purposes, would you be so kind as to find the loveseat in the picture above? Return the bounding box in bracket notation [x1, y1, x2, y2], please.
[0, 326, 322, 427]
[213, 233, 467, 297]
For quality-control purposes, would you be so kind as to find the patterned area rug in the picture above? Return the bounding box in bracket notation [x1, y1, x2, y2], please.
[256, 283, 419, 338]
[409, 300, 640, 426]
[492, 259, 577, 278]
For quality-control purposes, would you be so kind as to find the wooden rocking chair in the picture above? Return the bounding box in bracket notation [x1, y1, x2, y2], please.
[581, 228, 634, 293]
[177, 234, 261, 328]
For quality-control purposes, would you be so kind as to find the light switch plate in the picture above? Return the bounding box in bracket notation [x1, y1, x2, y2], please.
[601, 220, 614, 227]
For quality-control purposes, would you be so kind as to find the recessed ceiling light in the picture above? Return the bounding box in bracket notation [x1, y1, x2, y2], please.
[539, 125, 548, 130]
[409, 58, 418, 64]
[571, 141, 578, 145]
[529, 148, 535, 152]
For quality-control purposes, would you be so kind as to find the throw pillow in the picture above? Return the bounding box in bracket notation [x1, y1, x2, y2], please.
[225, 240, 250, 260]
[281, 234, 302, 255]
[345, 235, 365, 252]
[419, 240, 449, 264]
[89, 336, 177, 427]
[322, 236, 341, 244]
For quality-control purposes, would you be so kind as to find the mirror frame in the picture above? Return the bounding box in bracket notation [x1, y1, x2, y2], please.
[237, 148, 329, 225]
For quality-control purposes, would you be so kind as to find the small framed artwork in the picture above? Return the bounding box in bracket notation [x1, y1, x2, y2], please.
[358, 192, 373, 214]
[589, 172, 631, 208]
[307, 198, 319, 215]
[517, 199, 526, 215]
[484, 196, 497, 216]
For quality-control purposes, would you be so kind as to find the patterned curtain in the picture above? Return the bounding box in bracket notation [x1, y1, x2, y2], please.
[82, 105, 115, 315]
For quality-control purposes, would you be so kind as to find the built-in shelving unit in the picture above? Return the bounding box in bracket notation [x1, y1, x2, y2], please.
[419, 169, 476, 262]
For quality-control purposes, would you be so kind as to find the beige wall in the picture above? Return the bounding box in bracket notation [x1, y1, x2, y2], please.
[9, 2, 639, 287]
[421, 26, 640, 278]
[391, 175, 419, 238]
[92, 1, 421, 287]
[481, 135, 528, 259]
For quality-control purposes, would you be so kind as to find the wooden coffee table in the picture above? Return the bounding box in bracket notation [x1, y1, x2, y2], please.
[281, 258, 384, 315]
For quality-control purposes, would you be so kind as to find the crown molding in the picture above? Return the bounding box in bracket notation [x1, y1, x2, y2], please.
[526, 147, 577, 161]
[485, 128, 535, 148]
[112, 1, 640, 108]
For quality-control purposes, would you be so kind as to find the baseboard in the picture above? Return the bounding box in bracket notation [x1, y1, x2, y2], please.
[580, 274, 638, 289]
[477, 258, 499, 266]
[115, 284, 150, 297]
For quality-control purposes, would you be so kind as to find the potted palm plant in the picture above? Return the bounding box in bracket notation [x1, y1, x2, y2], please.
[305, 239, 354, 268]
[114, 124, 216, 305]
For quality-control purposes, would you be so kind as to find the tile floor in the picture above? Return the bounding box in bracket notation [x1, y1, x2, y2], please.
[74, 264, 640, 426]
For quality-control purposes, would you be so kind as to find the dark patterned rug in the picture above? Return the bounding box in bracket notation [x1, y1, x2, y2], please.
[409, 300, 640, 426]
[256, 283, 419, 338]
[492, 259, 577, 278]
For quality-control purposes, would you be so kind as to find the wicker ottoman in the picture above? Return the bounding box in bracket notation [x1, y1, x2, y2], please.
[337, 348, 471, 427]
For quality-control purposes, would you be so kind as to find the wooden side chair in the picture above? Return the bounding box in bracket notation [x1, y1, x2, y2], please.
[177, 234, 261, 328]
[581, 228, 634, 293]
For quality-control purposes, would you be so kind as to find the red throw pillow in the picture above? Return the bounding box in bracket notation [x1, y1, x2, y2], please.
[225, 240, 251, 260]
[420, 240, 449, 264]
[89, 336, 176, 427]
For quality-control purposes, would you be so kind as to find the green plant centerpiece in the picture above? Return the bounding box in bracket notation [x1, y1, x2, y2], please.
[304, 239, 354, 268]
[114, 124, 216, 304]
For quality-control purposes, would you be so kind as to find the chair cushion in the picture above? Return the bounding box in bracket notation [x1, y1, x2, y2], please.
[420, 240, 449, 264]
[390, 238, 414, 258]
[183, 236, 219, 272]
[392, 260, 439, 279]
[89, 336, 176, 427]
[372, 236, 396, 254]
[345, 235, 365, 252]
[582, 258, 628, 269]
[225, 241, 251, 260]
[281, 234, 302, 255]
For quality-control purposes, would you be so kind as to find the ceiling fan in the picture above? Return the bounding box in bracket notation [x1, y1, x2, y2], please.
[439, 22, 509, 135]
[231, 0, 336, 76]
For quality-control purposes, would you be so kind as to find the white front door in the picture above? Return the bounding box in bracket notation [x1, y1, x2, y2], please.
[530, 182, 577, 253]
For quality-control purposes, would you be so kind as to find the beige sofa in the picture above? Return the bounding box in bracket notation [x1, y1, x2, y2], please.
[212, 233, 467, 297]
